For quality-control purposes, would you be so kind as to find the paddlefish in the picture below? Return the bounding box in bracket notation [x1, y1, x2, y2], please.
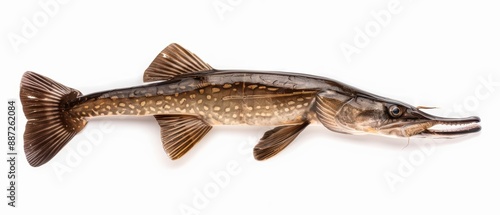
[20, 43, 481, 167]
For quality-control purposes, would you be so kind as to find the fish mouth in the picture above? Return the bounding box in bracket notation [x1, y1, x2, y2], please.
[405, 106, 482, 137]
[420, 116, 481, 136]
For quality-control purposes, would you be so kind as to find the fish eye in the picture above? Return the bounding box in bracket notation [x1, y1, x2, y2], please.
[389, 105, 403, 118]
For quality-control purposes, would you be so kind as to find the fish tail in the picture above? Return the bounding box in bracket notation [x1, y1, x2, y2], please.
[20, 71, 87, 167]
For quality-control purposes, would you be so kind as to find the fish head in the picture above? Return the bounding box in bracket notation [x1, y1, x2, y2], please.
[316, 91, 481, 138]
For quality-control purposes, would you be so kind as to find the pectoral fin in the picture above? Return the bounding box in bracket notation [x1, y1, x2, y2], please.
[154, 115, 212, 160]
[253, 121, 310, 161]
[314, 90, 352, 133]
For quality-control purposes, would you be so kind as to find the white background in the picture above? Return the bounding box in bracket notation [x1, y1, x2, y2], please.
[1, 0, 499, 214]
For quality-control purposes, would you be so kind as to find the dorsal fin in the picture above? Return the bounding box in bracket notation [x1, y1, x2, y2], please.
[143, 43, 213, 82]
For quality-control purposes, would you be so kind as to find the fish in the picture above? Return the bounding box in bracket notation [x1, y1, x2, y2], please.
[20, 43, 481, 167]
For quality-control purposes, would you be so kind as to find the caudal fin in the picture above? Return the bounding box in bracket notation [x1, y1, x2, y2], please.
[20, 72, 87, 167]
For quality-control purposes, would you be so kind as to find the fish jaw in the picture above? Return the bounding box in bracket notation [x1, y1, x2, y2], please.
[384, 109, 482, 138]
[414, 116, 481, 138]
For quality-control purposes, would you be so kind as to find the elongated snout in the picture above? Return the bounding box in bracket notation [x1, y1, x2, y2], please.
[407, 109, 481, 137]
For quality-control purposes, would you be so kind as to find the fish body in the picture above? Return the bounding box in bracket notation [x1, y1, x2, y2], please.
[20, 43, 481, 167]
[68, 70, 328, 126]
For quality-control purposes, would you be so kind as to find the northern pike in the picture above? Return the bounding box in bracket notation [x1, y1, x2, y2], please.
[20, 43, 481, 167]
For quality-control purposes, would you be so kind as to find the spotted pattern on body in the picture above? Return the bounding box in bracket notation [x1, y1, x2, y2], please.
[71, 80, 317, 126]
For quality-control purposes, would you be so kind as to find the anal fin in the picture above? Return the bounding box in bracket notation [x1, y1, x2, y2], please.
[254, 121, 310, 161]
[154, 115, 212, 160]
